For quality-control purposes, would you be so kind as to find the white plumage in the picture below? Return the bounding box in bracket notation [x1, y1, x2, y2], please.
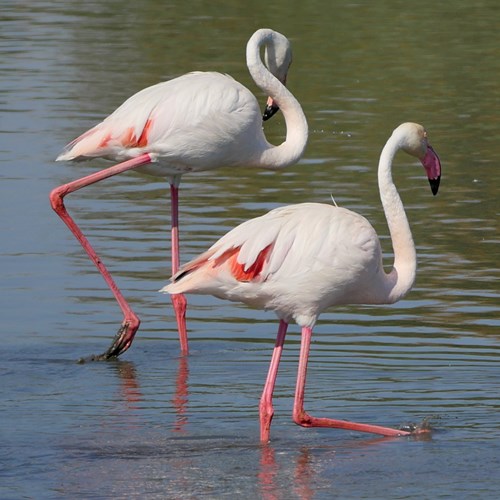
[57, 30, 308, 176]
[166, 203, 383, 326]
[163, 122, 442, 442]
[51, 29, 308, 359]
[165, 122, 441, 321]
[58, 72, 270, 173]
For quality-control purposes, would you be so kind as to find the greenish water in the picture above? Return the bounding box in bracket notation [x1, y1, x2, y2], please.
[1, 1, 499, 498]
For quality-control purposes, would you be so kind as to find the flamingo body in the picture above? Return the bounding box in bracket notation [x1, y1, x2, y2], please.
[166, 203, 387, 326]
[52, 28, 307, 359]
[163, 122, 442, 442]
[57, 72, 271, 175]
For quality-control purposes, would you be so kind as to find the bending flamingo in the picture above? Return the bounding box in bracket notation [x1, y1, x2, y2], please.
[50, 28, 308, 360]
[163, 122, 442, 442]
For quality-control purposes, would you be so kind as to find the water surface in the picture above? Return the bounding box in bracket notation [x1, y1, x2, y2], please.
[1, 1, 499, 498]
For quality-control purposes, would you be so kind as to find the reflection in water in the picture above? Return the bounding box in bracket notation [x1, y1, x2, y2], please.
[112, 355, 190, 434]
[116, 361, 142, 409]
[2, 0, 500, 498]
[293, 447, 318, 500]
[258, 435, 431, 500]
[103, 353, 436, 499]
[171, 356, 189, 434]
[259, 445, 280, 500]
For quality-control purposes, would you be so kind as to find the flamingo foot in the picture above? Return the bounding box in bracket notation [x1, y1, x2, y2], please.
[293, 409, 421, 438]
[77, 315, 141, 363]
[399, 415, 436, 437]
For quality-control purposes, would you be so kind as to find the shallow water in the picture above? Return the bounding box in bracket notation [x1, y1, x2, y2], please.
[1, 1, 499, 498]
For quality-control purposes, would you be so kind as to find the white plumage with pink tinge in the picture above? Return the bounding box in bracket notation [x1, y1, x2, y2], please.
[163, 122, 442, 443]
[51, 29, 307, 359]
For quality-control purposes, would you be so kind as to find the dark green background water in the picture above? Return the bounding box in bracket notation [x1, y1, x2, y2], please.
[1, 1, 499, 497]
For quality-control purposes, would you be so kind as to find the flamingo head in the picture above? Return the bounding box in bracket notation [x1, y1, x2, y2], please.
[262, 30, 292, 121]
[395, 122, 442, 195]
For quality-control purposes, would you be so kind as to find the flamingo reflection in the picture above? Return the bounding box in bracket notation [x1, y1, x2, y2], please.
[171, 356, 190, 433]
[116, 361, 142, 409]
[112, 356, 190, 433]
[257, 430, 434, 500]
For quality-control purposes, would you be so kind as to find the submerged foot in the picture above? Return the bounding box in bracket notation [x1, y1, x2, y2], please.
[399, 415, 438, 435]
[77, 318, 140, 363]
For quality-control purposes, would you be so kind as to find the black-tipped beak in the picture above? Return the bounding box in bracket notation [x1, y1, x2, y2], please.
[429, 176, 440, 196]
[263, 103, 280, 121]
[421, 144, 441, 196]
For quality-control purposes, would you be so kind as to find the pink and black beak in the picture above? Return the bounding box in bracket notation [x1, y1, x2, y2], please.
[422, 144, 441, 195]
[263, 96, 280, 121]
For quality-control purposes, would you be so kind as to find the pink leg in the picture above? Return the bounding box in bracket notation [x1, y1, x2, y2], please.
[50, 154, 152, 359]
[292, 326, 414, 437]
[169, 183, 188, 355]
[260, 320, 288, 443]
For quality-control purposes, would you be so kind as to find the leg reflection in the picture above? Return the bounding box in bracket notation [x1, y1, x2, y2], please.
[171, 355, 189, 433]
[259, 444, 279, 500]
[293, 447, 315, 500]
[116, 361, 142, 409]
[258, 443, 317, 500]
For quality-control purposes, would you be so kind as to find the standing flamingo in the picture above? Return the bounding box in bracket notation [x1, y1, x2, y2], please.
[50, 28, 308, 360]
[162, 122, 442, 442]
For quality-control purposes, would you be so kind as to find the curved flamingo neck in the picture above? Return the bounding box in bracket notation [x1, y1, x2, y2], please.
[246, 29, 308, 169]
[377, 134, 417, 303]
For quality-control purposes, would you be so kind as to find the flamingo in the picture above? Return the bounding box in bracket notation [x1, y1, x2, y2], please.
[162, 122, 442, 442]
[50, 28, 308, 360]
